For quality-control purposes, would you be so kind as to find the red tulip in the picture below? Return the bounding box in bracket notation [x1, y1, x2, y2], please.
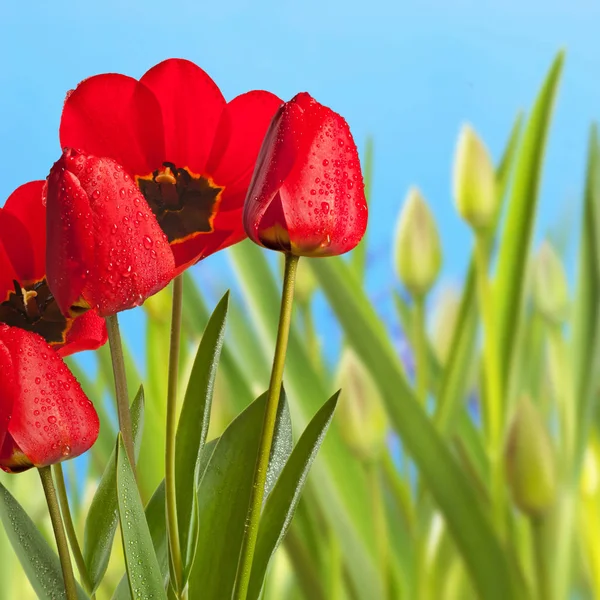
[46, 149, 177, 317]
[243, 92, 368, 257]
[0, 181, 106, 355]
[0, 324, 99, 473]
[60, 58, 282, 273]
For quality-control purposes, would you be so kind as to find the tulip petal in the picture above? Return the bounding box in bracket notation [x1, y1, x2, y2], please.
[0, 239, 19, 304]
[46, 160, 95, 316]
[1, 181, 47, 283]
[206, 91, 283, 197]
[140, 59, 225, 174]
[0, 340, 15, 451]
[0, 325, 99, 468]
[60, 73, 165, 177]
[59, 311, 108, 358]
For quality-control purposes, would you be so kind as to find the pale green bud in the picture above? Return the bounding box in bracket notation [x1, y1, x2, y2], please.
[336, 349, 388, 462]
[453, 124, 497, 231]
[532, 241, 569, 325]
[431, 285, 461, 365]
[394, 187, 442, 297]
[505, 396, 557, 517]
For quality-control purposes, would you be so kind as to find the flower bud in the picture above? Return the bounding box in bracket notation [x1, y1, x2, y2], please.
[431, 286, 461, 365]
[453, 125, 497, 231]
[394, 187, 442, 297]
[243, 92, 368, 257]
[532, 241, 569, 325]
[336, 349, 387, 462]
[505, 396, 557, 517]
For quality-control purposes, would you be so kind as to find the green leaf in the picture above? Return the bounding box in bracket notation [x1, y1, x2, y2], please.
[574, 124, 600, 466]
[111, 481, 167, 600]
[175, 291, 229, 570]
[247, 392, 338, 600]
[116, 435, 167, 600]
[188, 389, 292, 599]
[0, 481, 88, 600]
[495, 51, 564, 386]
[84, 386, 145, 593]
[309, 256, 527, 600]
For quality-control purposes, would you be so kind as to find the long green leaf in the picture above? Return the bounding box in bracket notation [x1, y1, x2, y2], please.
[84, 387, 145, 592]
[310, 257, 526, 600]
[175, 291, 229, 569]
[188, 390, 291, 599]
[0, 481, 88, 600]
[116, 435, 167, 600]
[248, 392, 339, 600]
[495, 51, 564, 384]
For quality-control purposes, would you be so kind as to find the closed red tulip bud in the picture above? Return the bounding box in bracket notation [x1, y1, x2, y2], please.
[46, 148, 177, 317]
[0, 324, 99, 473]
[243, 92, 368, 257]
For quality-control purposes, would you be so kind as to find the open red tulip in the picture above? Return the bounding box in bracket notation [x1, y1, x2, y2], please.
[0, 181, 106, 355]
[0, 324, 99, 473]
[46, 149, 177, 318]
[60, 58, 282, 273]
[243, 92, 368, 257]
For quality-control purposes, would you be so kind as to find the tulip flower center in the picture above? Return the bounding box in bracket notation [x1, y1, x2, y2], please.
[0, 279, 69, 345]
[136, 162, 224, 244]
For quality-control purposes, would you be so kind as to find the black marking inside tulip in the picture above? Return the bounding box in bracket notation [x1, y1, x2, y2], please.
[136, 162, 224, 244]
[0, 279, 69, 345]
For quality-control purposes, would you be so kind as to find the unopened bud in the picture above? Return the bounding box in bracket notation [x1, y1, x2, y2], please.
[505, 396, 557, 517]
[453, 125, 497, 231]
[394, 187, 442, 297]
[532, 241, 569, 325]
[336, 349, 388, 462]
[431, 286, 461, 365]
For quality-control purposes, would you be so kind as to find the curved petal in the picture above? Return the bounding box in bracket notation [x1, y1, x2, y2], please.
[140, 59, 226, 174]
[58, 311, 107, 357]
[0, 236, 19, 302]
[60, 73, 165, 177]
[206, 91, 282, 194]
[0, 325, 99, 468]
[2, 181, 47, 282]
[0, 338, 15, 452]
[46, 154, 95, 316]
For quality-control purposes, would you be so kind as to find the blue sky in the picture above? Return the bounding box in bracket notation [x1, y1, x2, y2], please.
[1, 0, 599, 363]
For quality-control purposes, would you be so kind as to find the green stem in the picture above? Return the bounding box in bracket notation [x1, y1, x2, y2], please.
[368, 460, 391, 600]
[166, 274, 185, 596]
[474, 235, 506, 538]
[38, 466, 78, 600]
[233, 253, 300, 600]
[413, 296, 428, 407]
[53, 464, 95, 598]
[105, 314, 136, 479]
[531, 516, 550, 600]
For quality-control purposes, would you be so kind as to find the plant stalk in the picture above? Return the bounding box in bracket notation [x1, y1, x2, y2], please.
[413, 296, 428, 407]
[38, 466, 78, 600]
[166, 274, 185, 596]
[233, 253, 300, 600]
[474, 235, 507, 538]
[105, 314, 136, 478]
[53, 464, 95, 598]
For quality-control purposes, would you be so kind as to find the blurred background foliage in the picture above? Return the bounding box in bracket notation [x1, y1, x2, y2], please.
[3, 47, 600, 599]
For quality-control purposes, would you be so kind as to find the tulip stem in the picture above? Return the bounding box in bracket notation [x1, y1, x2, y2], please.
[166, 274, 185, 596]
[233, 253, 300, 600]
[413, 295, 428, 407]
[474, 235, 507, 539]
[105, 314, 136, 479]
[38, 466, 78, 600]
[531, 516, 551, 600]
[53, 464, 96, 598]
